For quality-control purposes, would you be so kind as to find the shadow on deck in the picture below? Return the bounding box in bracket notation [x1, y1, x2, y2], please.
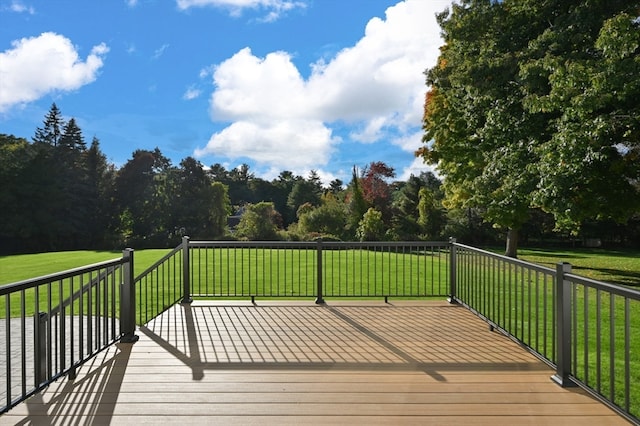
[1, 301, 629, 425]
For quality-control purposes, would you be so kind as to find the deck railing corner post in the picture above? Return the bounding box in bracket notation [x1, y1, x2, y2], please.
[182, 235, 193, 304]
[120, 248, 139, 343]
[448, 237, 458, 304]
[315, 239, 325, 304]
[551, 261, 575, 387]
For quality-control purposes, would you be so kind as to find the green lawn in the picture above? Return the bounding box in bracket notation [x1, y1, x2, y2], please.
[486, 247, 640, 287]
[0, 249, 174, 286]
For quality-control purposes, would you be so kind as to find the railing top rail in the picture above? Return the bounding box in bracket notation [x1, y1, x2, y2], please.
[134, 245, 182, 282]
[0, 257, 125, 296]
[453, 242, 556, 275]
[565, 272, 640, 300]
[189, 240, 450, 249]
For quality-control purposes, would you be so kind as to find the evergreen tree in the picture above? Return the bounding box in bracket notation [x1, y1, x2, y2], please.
[33, 103, 64, 146]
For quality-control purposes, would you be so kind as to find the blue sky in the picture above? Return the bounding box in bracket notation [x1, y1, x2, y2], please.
[1, 0, 452, 185]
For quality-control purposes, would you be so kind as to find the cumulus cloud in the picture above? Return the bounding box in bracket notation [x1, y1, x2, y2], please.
[195, 0, 452, 175]
[176, 0, 306, 21]
[0, 32, 108, 113]
[194, 119, 337, 169]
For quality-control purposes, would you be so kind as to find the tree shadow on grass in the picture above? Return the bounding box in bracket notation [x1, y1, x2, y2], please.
[572, 266, 640, 288]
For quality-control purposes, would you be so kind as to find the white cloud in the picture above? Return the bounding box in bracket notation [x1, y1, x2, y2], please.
[176, 0, 306, 21]
[0, 32, 108, 113]
[194, 118, 338, 170]
[152, 43, 170, 59]
[7, 1, 34, 14]
[195, 0, 452, 173]
[398, 157, 441, 182]
[392, 130, 424, 153]
[183, 86, 201, 100]
[125, 0, 138, 7]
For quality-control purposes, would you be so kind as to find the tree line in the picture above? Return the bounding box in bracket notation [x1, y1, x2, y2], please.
[0, 103, 447, 253]
[2, 97, 638, 255]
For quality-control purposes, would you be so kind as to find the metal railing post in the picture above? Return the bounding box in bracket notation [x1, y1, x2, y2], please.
[315, 239, 325, 304]
[448, 237, 457, 304]
[182, 236, 193, 303]
[34, 312, 48, 385]
[552, 262, 575, 387]
[120, 248, 139, 343]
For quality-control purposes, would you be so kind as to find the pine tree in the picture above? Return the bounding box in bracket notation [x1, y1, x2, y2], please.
[33, 103, 65, 146]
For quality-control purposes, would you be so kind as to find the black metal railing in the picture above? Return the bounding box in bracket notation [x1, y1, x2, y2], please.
[133, 245, 184, 325]
[451, 242, 640, 424]
[186, 239, 451, 301]
[0, 250, 136, 414]
[2, 239, 637, 423]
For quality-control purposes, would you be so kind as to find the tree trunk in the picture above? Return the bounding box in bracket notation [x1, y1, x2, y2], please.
[505, 228, 518, 258]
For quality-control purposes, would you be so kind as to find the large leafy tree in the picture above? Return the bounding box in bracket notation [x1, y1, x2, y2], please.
[168, 157, 230, 239]
[115, 148, 172, 246]
[419, 0, 640, 256]
[521, 7, 640, 232]
[361, 162, 396, 223]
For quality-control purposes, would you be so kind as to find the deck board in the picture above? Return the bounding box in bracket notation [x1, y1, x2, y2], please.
[0, 300, 630, 425]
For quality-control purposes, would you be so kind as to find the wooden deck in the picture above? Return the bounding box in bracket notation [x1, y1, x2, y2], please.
[1, 300, 629, 425]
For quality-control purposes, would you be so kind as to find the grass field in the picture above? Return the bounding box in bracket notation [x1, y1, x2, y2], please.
[0, 249, 174, 286]
[481, 246, 640, 287]
[2, 246, 637, 287]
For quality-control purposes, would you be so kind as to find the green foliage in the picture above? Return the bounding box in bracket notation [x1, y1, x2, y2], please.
[346, 166, 369, 235]
[297, 193, 347, 240]
[168, 157, 231, 239]
[236, 202, 280, 240]
[286, 170, 323, 213]
[356, 208, 386, 242]
[420, 0, 640, 252]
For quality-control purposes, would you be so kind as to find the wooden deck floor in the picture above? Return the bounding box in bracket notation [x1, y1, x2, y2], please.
[1, 300, 629, 425]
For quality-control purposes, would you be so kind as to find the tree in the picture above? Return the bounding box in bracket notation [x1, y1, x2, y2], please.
[236, 202, 280, 240]
[298, 193, 347, 239]
[114, 148, 172, 246]
[287, 171, 323, 214]
[356, 208, 386, 242]
[361, 162, 395, 223]
[0, 134, 37, 252]
[391, 172, 444, 240]
[33, 103, 64, 146]
[346, 166, 369, 237]
[209, 182, 231, 237]
[521, 9, 640, 233]
[271, 171, 298, 226]
[169, 157, 231, 239]
[328, 179, 344, 196]
[85, 137, 117, 248]
[419, 0, 640, 257]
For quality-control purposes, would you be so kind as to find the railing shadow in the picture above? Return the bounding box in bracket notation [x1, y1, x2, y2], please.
[138, 301, 551, 384]
[13, 342, 133, 425]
